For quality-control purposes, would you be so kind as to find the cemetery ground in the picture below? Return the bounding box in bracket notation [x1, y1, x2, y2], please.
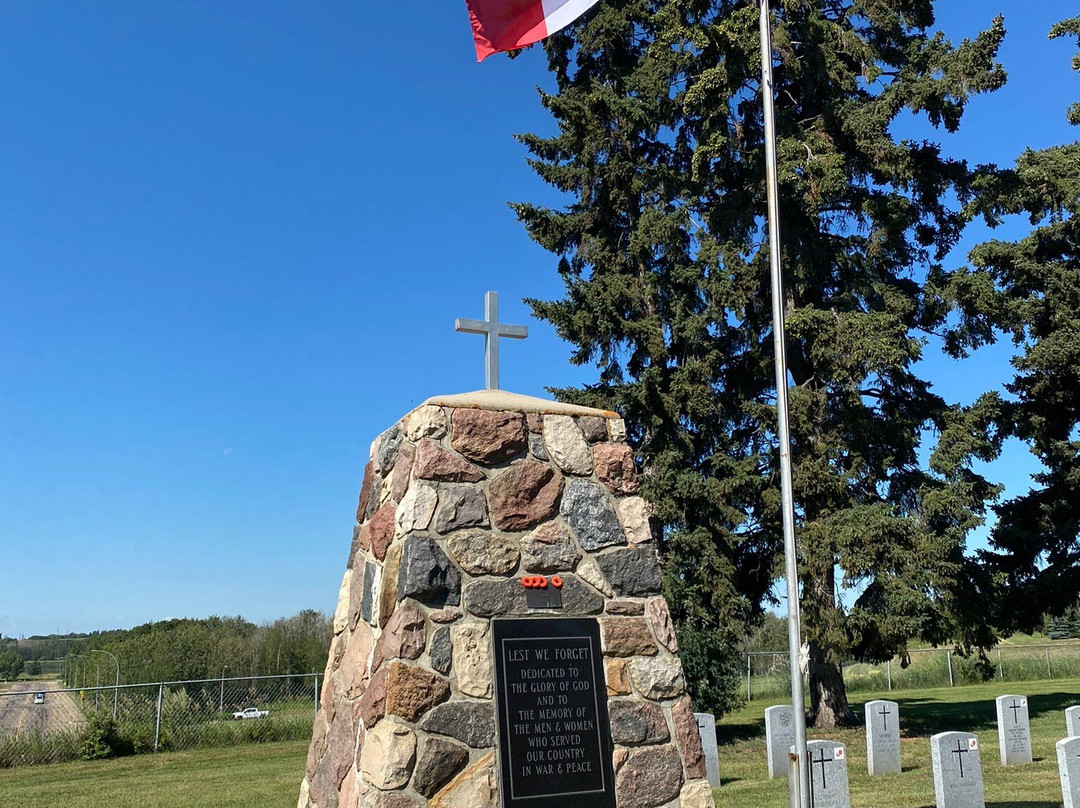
[3, 677, 1077, 807]
[718, 677, 1080, 807]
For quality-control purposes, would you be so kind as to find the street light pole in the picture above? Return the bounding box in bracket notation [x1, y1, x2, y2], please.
[219, 665, 228, 713]
[91, 649, 120, 719]
[75, 654, 101, 708]
[757, 1, 809, 806]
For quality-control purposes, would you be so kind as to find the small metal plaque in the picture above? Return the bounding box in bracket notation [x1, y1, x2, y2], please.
[524, 587, 563, 609]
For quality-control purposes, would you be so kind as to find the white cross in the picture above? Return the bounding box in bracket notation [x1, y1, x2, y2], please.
[455, 291, 528, 390]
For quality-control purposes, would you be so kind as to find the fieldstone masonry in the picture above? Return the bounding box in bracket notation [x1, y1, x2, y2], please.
[299, 391, 711, 808]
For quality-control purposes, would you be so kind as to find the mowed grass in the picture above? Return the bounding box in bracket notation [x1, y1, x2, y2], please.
[0, 740, 308, 808]
[2, 679, 1078, 808]
[717, 677, 1080, 808]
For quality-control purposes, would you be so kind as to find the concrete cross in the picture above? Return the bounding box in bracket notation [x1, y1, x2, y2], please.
[455, 291, 528, 390]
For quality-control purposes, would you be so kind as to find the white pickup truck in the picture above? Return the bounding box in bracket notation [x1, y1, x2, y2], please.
[231, 707, 269, 720]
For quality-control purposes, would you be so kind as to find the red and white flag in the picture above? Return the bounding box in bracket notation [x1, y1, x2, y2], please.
[466, 0, 601, 62]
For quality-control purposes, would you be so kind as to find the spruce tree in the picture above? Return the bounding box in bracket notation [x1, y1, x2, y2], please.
[515, 0, 1005, 724]
[953, 18, 1080, 636]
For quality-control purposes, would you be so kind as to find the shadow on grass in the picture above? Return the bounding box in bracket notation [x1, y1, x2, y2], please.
[715, 719, 763, 745]
[985, 802, 1062, 807]
[881, 689, 1080, 737]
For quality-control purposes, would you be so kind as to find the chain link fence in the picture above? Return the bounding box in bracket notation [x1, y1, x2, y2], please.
[745, 643, 1080, 702]
[0, 673, 319, 767]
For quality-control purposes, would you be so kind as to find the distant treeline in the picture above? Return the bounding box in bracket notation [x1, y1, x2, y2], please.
[6, 610, 332, 685]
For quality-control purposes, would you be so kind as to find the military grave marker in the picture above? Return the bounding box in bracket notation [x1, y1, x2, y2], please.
[865, 698, 901, 776]
[1059, 735, 1080, 808]
[806, 740, 849, 808]
[996, 694, 1033, 766]
[1067, 705, 1080, 738]
[695, 712, 720, 787]
[765, 705, 796, 779]
[931, 731, 985, 808]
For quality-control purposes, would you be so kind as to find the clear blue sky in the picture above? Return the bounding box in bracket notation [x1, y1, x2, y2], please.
[1, 1, 1076, 639]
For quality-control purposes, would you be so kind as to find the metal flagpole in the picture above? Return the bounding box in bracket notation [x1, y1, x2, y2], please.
[757, 2, 809, 806]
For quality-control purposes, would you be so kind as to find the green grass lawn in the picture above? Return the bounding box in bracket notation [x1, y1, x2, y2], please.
[717, 677, 1080, 807]
[0, 740, 308, 808]
[2, 678, 1077, 808]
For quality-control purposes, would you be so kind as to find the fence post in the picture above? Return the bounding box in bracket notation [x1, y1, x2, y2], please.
[947, 651, 954, 687]
[997, 648, 1003, 680]
[314, 674, 320, 716]
[887, 659, 892, 691]
[154, 684, 164, 752]
[1046, 646, 1052, 679]
[746, 655, 752, 702]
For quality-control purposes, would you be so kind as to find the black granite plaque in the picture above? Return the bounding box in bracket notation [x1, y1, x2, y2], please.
[493, 617, 616, 808]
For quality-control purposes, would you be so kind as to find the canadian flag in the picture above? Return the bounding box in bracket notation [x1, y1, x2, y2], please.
[466, 0, 601, 61]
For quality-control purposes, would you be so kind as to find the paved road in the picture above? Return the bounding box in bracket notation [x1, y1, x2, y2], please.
[0, 681, 84, 736]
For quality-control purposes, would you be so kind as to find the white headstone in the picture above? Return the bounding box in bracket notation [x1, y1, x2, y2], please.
[995, 694, 1033, 765]
[765, 705, 796, 779]
[1067, 705, 1080, 738]
[1059, 736, 1080, 808]
[865, 699, 901, 776]
[931, 731, 985, 808]
[806, 740, 849, 808]
[694, 712, 720, 787]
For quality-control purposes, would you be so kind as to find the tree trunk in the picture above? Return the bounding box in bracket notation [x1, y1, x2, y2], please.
[807, 640, 858, 727]
[805, 565, 858, 728]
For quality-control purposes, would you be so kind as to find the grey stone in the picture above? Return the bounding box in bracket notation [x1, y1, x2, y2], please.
[865, 699, 901, 776]
[1068, 705, 1080, 738]
[430, 626, 452, 675]
[397, 535, 461, 607]
[529, 434, 548, 461]
[765, 705, 796, 779]
[931, 731, 984, 808]
[594, 547, 662, 597]
[1058, 736, 1080, 808]
[376, 423, 403, 476]
[996, 694, 1033, 766]
[446, 529, 519, 575]
[463, 575, 603, 618]
[695, 712, 720, 788]
[578, 416, 608, 442]
[419, 700, 496, 748]
[626, 656, 685, 700]
[435, 485, 490, 533]
[608, 699, 670, 745]
[561, 479, 626, 551]
[806, 740, 849, 808]
[519, 521, 581, 572]
[360, 562, 379, 626]
[413, 737, 469, 798]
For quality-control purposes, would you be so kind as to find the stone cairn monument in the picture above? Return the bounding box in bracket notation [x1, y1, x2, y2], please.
[298, 388, 714, 808]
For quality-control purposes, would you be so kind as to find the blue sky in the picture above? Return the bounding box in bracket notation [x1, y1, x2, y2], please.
[1, 1, 1077, 639]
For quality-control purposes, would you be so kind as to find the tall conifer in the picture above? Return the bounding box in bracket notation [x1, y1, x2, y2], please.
[516, 0, 1006, 724]
[954, 18, 1080, 635]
